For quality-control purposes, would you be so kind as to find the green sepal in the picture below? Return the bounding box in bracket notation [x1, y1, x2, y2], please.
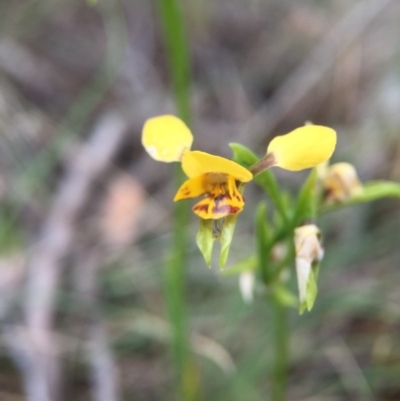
[299, 260, 320, 314]
[219, 214, 238, 269]
[196, 218, 215, 267]
[294, 168, 318, 226]
[271, 284, 298, 308]
[196, 207, 241, 270]
[321, 180, 400, 213]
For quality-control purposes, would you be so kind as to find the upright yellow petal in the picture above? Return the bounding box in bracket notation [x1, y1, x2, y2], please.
[142, 115, 193, 162]
[267, 125, 336, 171]
[181, 151, 252, 182]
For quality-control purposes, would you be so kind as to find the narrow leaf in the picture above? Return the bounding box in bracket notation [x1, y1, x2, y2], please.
[220, 256, 257, 276]
[230, 143, 289, 225]
[229, 143, 258, 167]
[355, 180, 400, 202]
[294, 168, 318, 226]
[321, 180, 400, 213]
[255, 202, 271, 283]
[272, 284, 298, 308]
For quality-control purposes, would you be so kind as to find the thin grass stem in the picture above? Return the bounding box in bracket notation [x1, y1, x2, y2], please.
[155, 0, 197, 400]
[271, 298, 288, 401]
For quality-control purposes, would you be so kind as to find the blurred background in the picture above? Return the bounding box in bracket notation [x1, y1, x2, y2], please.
[0, 0, 400, 400]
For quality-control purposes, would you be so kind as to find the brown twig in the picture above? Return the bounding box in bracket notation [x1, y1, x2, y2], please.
[21, 113, 127, 401]
[74, 250, 121, 401]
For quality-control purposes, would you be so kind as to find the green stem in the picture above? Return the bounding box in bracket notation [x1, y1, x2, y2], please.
[269, 240, 295, 400]
[155, 0, 196, 400]
[256, 201, 289, 401]
[156, 0, 191, 123]
[271, 297, 288, 401]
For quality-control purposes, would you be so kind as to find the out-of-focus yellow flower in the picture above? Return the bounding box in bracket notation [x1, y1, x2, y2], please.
[294, 224, 324, 313]
[322, 162, 363, 202]
[267, 125, 336, 171]
[142, 115, 252, 220]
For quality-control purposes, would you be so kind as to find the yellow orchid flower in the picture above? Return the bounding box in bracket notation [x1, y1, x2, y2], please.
[175, 151, 252, 219]
[142, 115, 252, 220]
[142, 115, 337, 220]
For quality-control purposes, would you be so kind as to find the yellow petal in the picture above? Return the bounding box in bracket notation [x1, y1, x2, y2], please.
[267, 125, 337, 171]
[181, 151, 252, 182]
[174, 174, 212, 201]
[193, 193, 244, 219]
[142, 115, 193, 162]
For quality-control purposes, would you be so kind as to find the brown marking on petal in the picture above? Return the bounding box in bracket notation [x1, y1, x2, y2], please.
[193, 204, 209, 212]
[212, 194, 243, 216]
[192, 178, 245, 219]
[210, 204, 241, 217]
[212, 204, 231, 214]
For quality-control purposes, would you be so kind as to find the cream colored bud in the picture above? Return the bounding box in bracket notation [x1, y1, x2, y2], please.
[294, 224, 324, 309]
[294, 224, 324, 262]
[323, 162, 363, 203]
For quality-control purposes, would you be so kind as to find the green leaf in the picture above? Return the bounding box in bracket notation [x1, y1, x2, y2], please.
[196, 218, 215, 267]
[321, 180, 400, 213]
[220, 256, 257, 276]
[229, 143, 258, 167]
[219, 215, 238, 269]
[230, 143, 289, 226]
[255, 202, 272, 283]
[272, 284, 298, 308]
[356, 180, 400, 202]
[294, 168, 318, 226]
[256, 171, 288, 225]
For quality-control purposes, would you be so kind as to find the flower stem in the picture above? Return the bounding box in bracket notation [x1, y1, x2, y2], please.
[256, 200, 289, 401]
[249, 153, 276, 177]
[271, 296, 288, 401]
